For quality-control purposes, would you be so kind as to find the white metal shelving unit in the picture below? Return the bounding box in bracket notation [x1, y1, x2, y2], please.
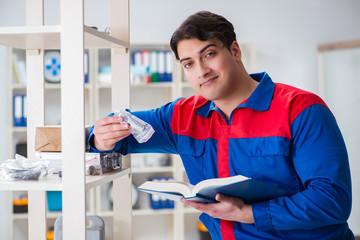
[0, 0, 131, 240]
[6, 47, 97, 240]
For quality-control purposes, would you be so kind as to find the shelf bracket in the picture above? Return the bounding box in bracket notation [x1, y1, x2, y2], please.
[27, 49, 42, 56]
[112, 47, 128, 55]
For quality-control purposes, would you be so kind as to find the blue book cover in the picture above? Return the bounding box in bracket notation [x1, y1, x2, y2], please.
[21, 95, 27, 127]
[136, 175, 294, 203]
[165, 51, 173, 82]
[13, 94, 24, 127]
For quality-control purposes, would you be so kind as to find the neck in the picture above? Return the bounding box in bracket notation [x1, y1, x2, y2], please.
[214, 75, 258, 121]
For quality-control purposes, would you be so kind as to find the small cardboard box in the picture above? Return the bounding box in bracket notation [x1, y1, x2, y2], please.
[35, 126, 91, 152]
[35, 126, 61, 152]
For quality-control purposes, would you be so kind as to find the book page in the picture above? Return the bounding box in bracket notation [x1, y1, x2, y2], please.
[138, 180, 195, 197]
[192, 174, 249, 194]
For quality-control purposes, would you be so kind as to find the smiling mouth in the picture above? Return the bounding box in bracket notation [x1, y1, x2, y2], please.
[200, 76, 218, 87]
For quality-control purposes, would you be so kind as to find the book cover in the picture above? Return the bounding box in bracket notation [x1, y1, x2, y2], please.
[13, 94, 25, 127]
[136, 175, 294, 203]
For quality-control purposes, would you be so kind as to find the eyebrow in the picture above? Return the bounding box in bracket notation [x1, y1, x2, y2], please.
[179, 43, 217, 63]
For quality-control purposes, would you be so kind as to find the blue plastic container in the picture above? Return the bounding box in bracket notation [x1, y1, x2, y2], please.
[47, 191, 62, 211]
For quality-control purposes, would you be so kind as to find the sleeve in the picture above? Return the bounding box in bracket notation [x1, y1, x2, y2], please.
[88, 99, 182, 155]
[252, 104, 352, 231]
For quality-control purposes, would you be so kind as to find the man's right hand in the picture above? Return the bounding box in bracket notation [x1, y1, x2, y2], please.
[92, 116, 132, 151]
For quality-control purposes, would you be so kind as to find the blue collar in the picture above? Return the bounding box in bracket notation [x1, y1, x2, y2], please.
[196, 72, 275, 118]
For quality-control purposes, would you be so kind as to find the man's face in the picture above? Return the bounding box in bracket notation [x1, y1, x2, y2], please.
[177, 38, 242, 101]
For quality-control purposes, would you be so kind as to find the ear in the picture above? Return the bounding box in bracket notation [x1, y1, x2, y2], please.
[230, 41, 242, 62]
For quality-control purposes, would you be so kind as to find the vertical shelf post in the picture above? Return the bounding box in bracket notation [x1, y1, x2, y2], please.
[60, 0, 86, 239]
[111, 0, 132, 239]
[25, 0, 47, 239]
[6, 47, 14, 240]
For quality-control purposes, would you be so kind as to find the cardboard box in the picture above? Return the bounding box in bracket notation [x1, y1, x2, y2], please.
[35, 126, 61, 152]
[35, 126, 91, 152]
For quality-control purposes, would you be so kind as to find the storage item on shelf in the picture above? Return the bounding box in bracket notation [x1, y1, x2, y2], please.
[47, 227, 54, 240]
[35, 126, 61, 152]
[0, 154, 49, 181]
[106, 182, 138, 207]
[12, 53, 27, 86]
[47, 191, 62, 211]
[35, 126, 91, 152]
[130, 49, 173, 84]
[13, 94, 27, 127]
[85, 152, 122, 176]
[144, 153, 170, 167]
[54, 216, 105, 240]
[35, 152, 122, 176]
[15, 142, 27, 158]
[13, 197, 28, 213]
[98, 66, 111, 83]
[147, 177, 175, 210]
[130, 153, 171, 168]
[44, 51, 89, 84]
[44, 51, 61, 83]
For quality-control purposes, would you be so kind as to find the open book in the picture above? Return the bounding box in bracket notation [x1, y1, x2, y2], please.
[136, 175, 294, 203]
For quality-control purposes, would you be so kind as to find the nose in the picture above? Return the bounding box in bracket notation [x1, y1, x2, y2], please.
[198, 61, 210, 79]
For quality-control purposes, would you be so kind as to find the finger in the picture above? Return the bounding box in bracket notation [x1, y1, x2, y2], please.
[94, 122, 131, 135]
[97, 129, 132, 141]
[95, 116, 124, 128]
[181, 199, 215, 212]
[95, 132, 132, 151]
[215, 194, 223, 202]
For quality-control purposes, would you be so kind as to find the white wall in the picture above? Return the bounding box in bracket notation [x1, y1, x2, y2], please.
[129, 0, 360, 93]
[0, 0, 360, 239]
[321, 48, 360, 236]
[1, 0, 359, 90]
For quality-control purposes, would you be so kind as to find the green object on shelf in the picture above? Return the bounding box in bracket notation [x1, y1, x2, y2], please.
[151, 72, 159, 82]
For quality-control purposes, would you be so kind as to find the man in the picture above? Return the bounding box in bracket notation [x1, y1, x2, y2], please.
[89, 11, 354, 240]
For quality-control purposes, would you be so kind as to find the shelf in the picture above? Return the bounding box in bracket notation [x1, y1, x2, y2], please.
[131, 82, 173, 88]
[11, 127, 27, 133]
[133, 208, 175, 216]
[11, 213, 28, 220]
[11, 83, 92, 90]
[85, 168, 130, 190]
[97, 82, 173, 89]
[0, 25, 128, 50]
[179, 81, 192, 88]
[10, 85, 27, 90]
[132, 166, 174, 173]
[83, 208, 174, 218]
[12, 211, 62, 220]
[0, 168, 130, 191]
[97, 208, 177, 218]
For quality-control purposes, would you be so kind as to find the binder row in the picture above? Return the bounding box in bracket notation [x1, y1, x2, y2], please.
[13, 94, 27, 127]
[148, 177, 174, 210]
[131, 50, 173, 84]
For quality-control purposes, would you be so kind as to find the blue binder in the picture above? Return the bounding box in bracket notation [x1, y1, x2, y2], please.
[13, 94, 26, 127]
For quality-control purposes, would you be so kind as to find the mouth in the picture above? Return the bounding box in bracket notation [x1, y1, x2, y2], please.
[200, 76, 218, 87]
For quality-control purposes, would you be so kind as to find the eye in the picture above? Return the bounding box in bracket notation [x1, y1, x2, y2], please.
[183, 62, 192, 69]
[205, 51, 215, 58]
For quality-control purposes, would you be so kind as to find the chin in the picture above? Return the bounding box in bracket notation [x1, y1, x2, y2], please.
[199, 93, 218, 101]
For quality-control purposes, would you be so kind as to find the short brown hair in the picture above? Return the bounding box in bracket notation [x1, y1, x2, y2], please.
[170, 11, 237, 60]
